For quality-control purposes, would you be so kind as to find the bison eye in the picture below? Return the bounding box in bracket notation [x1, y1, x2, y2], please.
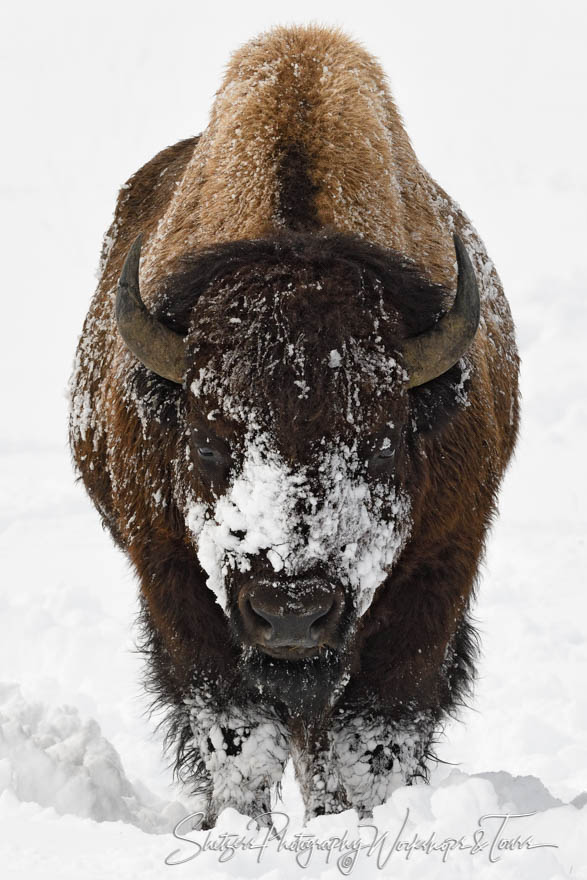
[377, 447, 394, 460]
[368, 443, 396, 474]
[194, 441, 232, 486]
[197, 446, 228, 470]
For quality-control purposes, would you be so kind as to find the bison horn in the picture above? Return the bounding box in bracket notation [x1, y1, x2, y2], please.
[116, 234, 185, 384]
[400, 234, 480, 388]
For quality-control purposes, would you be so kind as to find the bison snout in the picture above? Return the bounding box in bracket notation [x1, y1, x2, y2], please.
[250, 597, 332, 647]
[238, 580, 344, 657]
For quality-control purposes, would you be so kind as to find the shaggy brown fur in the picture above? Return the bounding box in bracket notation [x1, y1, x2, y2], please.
[70, 25, 519, 824]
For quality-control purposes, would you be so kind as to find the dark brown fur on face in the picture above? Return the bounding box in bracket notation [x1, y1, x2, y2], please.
[69, 25, 519, 824]
[159, 231, 460, 442]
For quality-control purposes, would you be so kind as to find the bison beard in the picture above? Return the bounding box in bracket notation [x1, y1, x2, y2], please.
[69, 26, 519, 827]
[244, 647, 348, 719]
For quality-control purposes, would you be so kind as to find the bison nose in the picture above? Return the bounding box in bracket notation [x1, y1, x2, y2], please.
[249, 597, 333, 648]
[238, 580, 344, 654]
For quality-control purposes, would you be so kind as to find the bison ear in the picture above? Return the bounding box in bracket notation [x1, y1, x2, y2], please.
[409, 360, 471, 436]
[116, 235, 186, 384]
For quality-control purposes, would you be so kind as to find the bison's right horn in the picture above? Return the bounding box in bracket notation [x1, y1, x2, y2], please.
[116, 234, 185, 384]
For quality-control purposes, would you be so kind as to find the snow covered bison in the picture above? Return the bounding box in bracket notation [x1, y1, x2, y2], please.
[70, 26, 519, 824]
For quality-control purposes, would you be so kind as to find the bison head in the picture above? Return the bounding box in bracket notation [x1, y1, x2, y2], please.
[116, 231, 479, 711]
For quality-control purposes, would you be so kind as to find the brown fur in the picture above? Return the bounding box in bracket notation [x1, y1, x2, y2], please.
[69, 25, 520, 822]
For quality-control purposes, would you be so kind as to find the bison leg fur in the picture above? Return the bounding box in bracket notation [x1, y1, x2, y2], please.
[185, 697, 290, 827]
[290, 726, 351, 820]
[291, 712, 433, 821]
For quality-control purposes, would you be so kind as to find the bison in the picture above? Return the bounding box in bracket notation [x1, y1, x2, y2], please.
[69, 25, 519, 825]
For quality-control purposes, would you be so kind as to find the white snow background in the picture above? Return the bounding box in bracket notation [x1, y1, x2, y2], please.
[1, 0, 586, 876]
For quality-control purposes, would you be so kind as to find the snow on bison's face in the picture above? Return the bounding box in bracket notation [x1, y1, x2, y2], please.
[116, 231, 479, 702]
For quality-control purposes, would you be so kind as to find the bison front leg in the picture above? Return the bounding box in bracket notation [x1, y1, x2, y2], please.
[292, 713, 432, 821]
[329, 712, 433, 818]
[186, 700, 290, 827]
[290, 726, 351, 820]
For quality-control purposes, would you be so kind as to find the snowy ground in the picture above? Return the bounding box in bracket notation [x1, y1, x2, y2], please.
[1, 1, 586, 877]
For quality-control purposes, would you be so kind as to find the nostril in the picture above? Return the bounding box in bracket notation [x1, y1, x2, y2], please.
[242, 588, 342, 651]
[308, 600, 334, 642]
[247, 599, 273, 639]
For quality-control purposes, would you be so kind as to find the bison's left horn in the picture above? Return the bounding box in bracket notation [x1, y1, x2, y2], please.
[400, 234, 480, 389]
[116, 234, 185, 384]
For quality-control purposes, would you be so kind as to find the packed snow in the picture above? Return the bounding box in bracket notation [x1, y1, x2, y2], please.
[2, 1, 587, 877]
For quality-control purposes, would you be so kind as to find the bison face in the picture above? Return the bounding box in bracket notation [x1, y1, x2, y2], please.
[116, 231, 479, 704]
[184, 416, 413, 659]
